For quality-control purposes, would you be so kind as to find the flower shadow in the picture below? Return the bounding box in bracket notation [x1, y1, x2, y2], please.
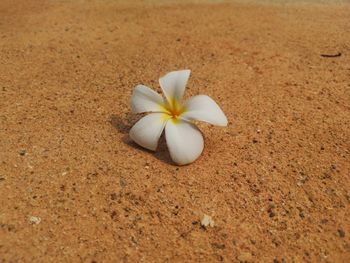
[110, 114, 174, 165]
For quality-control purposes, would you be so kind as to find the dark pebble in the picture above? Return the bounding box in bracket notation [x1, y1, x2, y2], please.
[110, 193, 117, 200]
[322, 172, 331, 179]
[110, 211, 118, 220]
[119, 178, 126, 187]
[211, 243, 225, 249]
[297, 207, 305, 218]
[338, 229, 345, 238]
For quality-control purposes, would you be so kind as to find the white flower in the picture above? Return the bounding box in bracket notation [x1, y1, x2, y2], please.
[130, 70, 228, 165]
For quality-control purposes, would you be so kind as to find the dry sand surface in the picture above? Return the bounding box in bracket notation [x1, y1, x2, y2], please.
[1, 0, 350, 262]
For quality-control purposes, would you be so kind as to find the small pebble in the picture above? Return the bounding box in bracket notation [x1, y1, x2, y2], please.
[28, 216, 41, 225]
[338, 229, 345, 238]
[200, 214, 215, 228]
[237, 252, 252, 262]
[322, 172, 331, 179]
[19, 149, 27, 156]
[110, 193, 117, 200]
[119, 178, 126, 187]
[211, 243, 225, 249]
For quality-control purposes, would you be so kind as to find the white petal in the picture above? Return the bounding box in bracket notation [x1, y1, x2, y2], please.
[131, 85, 165, 113]
[159, 70, 191, 104]
[181, 95, 228, 126]
[129, 113, 168, 151]
[165, 120, 204, 165]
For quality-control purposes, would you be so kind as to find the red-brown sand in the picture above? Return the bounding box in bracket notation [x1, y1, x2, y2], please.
[1, 0, 350, 262]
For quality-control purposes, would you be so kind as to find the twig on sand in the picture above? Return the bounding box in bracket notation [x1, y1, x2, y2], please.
[320, 52, 342, 58]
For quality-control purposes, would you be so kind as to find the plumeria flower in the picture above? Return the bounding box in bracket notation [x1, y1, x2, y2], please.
[130, 70, 228, 165]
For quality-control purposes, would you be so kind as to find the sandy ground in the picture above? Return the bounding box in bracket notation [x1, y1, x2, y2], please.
[1, 0, 350, 262]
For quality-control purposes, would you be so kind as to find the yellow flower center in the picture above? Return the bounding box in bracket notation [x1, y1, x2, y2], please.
[160, 98, 186, 123]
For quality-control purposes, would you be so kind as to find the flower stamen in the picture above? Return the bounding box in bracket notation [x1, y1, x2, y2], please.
[166, 98, 186, 120]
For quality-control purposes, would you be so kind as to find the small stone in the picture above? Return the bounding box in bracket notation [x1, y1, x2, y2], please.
[211, 243, 225, 249]
[322, 172, 331, 179]
[297, 173, 308, 185]
[297, 207, 305, 218]
[19, 149, 27, 156]
[110, 193, 117, 200]
[338, 229, 345, 238]
[200, 214, 215, 228]
[110, 211, 118, 220]
[237, 252, 252, 262]
[299, 211, 305, 218]
[144, 162, 150, 169]
[28, 216, 41, 225]
[119, 178, 126, 187]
